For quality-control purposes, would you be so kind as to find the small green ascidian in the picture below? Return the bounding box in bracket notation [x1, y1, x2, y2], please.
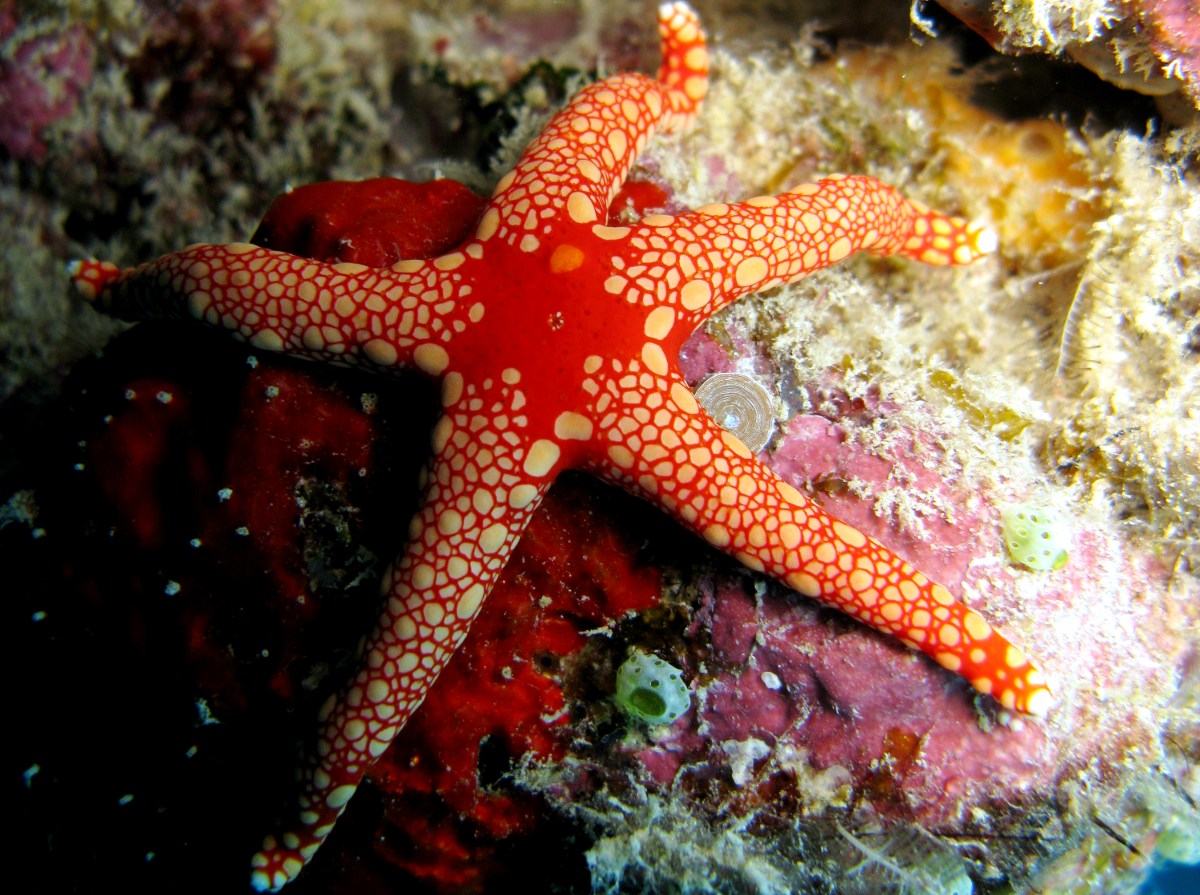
[1000, 504, 1070, 571]
[615, 648, 690, 725]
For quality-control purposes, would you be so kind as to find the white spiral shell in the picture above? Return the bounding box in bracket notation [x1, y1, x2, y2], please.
[694, 372, 776, 453]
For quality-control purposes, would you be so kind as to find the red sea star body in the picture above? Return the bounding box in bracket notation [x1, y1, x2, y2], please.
[70, 3, 1052, 890]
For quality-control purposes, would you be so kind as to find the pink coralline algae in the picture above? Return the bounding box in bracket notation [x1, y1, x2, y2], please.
[1146, 0, 1200, 86]
[0, 0, 276, 165]
[547, 331, 1194, 891]
[658, 576, 1053, 809]
[769, 411, 978, 588]
[0, 6, 94, 162]
[606, 394, 1056, 822]
[123, 0, 276, 134]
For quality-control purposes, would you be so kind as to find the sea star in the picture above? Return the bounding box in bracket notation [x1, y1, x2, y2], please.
[70, 3, 1052, 889]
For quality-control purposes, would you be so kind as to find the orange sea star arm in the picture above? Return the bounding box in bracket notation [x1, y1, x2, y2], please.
[251, 381, 557, 891]
[612, 174, 998, 328]
[69, 245, 475, 374]
[586, 371, 1052, 718]
[477, 2, 708, 247]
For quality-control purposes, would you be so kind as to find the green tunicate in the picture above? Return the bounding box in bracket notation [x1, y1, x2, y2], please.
[1000, 504, 1070, 571]
[614, 648, 690, 725]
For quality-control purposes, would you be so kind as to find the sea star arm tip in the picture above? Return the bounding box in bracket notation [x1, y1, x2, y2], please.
[250, 838, 303, 892]
[887, 199, 999, 266]
[68, 258, 123, 304]
[656, 1, 709, 116]
[620, 175, 998, 328]
[70, 242, 464, 373]
[968, 220, 1000, 256]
